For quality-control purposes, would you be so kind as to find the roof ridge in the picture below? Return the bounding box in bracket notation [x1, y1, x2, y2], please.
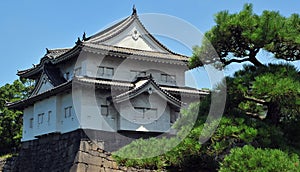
[87, 15, 134, 42]
[47, 48, 71, 52]
[85, 11, 186, 56]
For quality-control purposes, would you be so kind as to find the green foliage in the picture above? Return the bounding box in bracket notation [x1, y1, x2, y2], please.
[0, 79, 33, 155]
[0, 153, 17, 160]
[113, 99, 283, 170]
[189, 3, 300, 68]
[113, 136, 201, 169]
[113, 64, 300, 171]
[228, 64, 300, 124]
[220, 145, 300, 172]
[114, 4, 300, 171]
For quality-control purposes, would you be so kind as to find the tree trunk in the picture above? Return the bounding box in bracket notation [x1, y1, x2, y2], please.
[249, 56, 264, 67]
[266, 102, 281, 125]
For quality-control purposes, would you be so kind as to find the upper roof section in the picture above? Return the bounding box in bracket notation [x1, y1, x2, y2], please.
[84, 6, 174, 53]
[17, 6, 189, 79]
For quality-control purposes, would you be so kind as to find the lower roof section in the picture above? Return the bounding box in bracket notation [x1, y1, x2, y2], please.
[7, 76, 209, 110]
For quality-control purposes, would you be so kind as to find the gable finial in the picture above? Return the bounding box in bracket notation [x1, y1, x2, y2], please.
[46, 48, 50, 54]
[76, 37, 82, 45]
[132, 5, 137, 15]
[82, 32, 87, 41]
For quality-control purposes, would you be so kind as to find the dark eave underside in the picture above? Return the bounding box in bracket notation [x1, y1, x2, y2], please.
[7, 81, 72, 110]
[18, 42, 189, 79]
[7, 77, 208, 110]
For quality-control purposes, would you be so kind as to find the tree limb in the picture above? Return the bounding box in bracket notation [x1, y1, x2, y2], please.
[249, 56, 264, 67]
[224, 57, 251, 66]
[244, 96, 268, 105]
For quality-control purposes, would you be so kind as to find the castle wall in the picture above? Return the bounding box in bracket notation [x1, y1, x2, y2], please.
[81, 52, 186, 86]
[2, 129, 163, 172]
[22, 106, 35, 142]
[59, 93, 80, 134]
[33, 96, 58, 136]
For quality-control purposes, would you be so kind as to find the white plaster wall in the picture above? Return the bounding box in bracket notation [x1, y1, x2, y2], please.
[37, 79, 54, 94]
[112, 58, 186, 86]
[116, 35, 153, 51]
[22, 106, 36, 141]
[104, 20, 168, 53]
[79, 88, 116, 132]
[118, 92, 171, 132]
[84, 52, 186, 86]
[33, 96, 58, 137]
[59, 93, 80, 133]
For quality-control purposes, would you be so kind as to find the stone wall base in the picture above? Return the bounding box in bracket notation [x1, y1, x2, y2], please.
[1, 129, 163, 172]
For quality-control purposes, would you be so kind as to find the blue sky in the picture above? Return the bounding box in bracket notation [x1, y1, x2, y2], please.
[0, 1, 299, 88]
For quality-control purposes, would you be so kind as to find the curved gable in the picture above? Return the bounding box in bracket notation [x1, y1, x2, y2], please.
[30, 74, 55, 97]
[86, 13, 174, 53]
[113, 78, 184, 107]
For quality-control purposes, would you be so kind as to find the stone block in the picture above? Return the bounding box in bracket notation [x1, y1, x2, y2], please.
[69, 163, 87, 172]
[87, 164, 102, 172]
[106, 155, 114, 161]
[112, 161, 118, 169]
[77, 151, 103, 166]
[79, 141, 87, 152]
[100, 167, 106, 172]
[103, 160, 113, 169]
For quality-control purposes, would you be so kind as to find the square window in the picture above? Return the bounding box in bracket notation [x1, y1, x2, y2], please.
[98, 66, 114, 77]
[97, 66, 104, 76]
[38, 113, 44, 124]
[65, 106, 72, 118]
[146, 108, 157, 119]
[101, 105, 109, 116]
[106, 67, 114, 76]
[29, 118, 34, 128]
[167, 75, 176, 83]
[161, 74, 167, 82]
[161, 74, 176, 84]
[134, 107, 145, 119]
[48, 111, 52, 123]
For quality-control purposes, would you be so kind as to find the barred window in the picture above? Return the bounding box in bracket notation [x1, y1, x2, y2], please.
[97, 66, 114, 77]
[64, 106, 72, 118]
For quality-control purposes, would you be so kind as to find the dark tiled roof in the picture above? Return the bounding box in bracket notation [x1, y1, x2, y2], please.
[160, 86, 210, 95]
[17, 12, 190, 78]
[75, 77, 134, 87]
[46, 48, 71, 59]
[86, 16, 134, 43]
[17, 46, 81, 78]
[75, 77, 207, 95]
[113, 77, 184, 107]
[83, 42, 189, 62]
[7, 76, 208, 110]
[85, 13, 177, 55]
[6, 81, 72, 110]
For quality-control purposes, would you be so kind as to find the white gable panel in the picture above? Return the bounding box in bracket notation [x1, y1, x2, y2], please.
[103, 20, 169, 53]
[38, 80, 54, 94]
[115, 35, 154, 51]
[31, 74, 55, 96]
